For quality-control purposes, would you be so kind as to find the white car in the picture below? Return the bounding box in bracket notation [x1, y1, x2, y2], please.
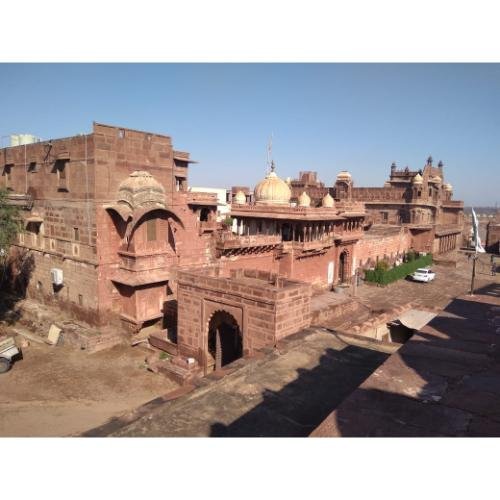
[409, 268, 436, 283]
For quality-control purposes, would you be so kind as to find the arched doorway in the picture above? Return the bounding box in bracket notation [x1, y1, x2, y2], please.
[200, 207, 210, 222]
[207, 311, 242, 371]
[339, 250, 349, 283]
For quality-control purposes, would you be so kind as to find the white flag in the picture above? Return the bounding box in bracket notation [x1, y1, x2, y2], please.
[471, 208, 486, 253]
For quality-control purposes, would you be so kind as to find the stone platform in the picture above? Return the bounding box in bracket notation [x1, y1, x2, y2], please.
[311, 282, 500, 437]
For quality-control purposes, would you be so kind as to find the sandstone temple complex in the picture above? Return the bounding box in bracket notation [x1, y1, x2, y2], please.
[1, 123, 464, 379]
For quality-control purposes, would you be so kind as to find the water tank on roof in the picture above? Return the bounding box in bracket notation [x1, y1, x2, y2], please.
[10, 134, 40, 146]
[50, 268, 64, 286]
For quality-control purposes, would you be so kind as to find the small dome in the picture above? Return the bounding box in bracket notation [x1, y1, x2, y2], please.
[336, 170, 352, 182]
[298, 191, 311, 207]
[430, 175, 442, 184]
[254, 163, 291, 205]
[285, 176, 292, 185]
[412, 173, 423, 184]
[322, 192, 335, 208]
[234, 190, 246, 204]
[443, 183, 453, 191]
[117, 170, 166, 209]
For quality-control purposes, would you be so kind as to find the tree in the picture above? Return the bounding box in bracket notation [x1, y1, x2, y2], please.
[0, 188, 22, 284]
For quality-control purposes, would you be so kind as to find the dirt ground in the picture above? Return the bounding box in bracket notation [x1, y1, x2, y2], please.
[0, 341, 178, 437]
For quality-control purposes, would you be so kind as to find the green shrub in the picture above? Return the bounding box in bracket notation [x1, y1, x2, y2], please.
[375, 259, 390, 271]
[223, 216, 234, 227]
[404, 250, 418, 262]
[365, 254, 432, 286]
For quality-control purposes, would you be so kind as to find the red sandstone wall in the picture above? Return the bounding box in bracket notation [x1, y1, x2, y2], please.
[3, 135, 101, 321]
[355, 227, 412, 267]
[218, 252, 279, 276]
[290, 246, 337, 285]
[410, 228, 434, 253]
[1, 134, 96, 201]
[177, 271, 311, 370]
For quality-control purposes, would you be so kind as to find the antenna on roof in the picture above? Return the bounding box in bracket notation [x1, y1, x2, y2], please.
[267, 132, 274, 173]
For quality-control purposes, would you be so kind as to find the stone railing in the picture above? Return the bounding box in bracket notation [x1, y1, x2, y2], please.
[186, 191, 218, 205]
[335, 201, 366, 213]
[5, 193, 34, 210]
[441, 200, 463, 208]
[199, 220, 218, 233]
[282, 236, 336, 252]
[173, 150, 190, 160]
[118, 250, 176, 272]
[216, 233, 282, 250]
[351, 188, 406, 202]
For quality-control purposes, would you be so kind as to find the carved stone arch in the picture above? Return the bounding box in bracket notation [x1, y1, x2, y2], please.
[338, 248, 351, 284]
[124, 207, 185, 249]
[206, 309, 243, 371]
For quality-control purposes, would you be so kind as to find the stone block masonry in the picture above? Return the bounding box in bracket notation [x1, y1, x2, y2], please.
[177, 267, 311, 373]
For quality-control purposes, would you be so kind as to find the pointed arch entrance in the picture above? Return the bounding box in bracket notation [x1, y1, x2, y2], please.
[339, 250, 350, 283]
[207, 310, 243, 371]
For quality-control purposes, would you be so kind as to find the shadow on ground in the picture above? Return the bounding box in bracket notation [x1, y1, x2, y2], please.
[0, 250, 34, 325]
[314, 282, 500, 437]
[209, 342, 389, 437]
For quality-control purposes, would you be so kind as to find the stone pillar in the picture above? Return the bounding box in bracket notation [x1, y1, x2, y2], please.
[215, 328, 222, 371]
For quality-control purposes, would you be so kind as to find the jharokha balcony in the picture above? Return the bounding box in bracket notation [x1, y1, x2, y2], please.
[113, 249, 176, 286]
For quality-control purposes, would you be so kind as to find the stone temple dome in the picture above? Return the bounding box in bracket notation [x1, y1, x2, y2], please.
[234, 190, 247, 205]
[336, 171, 352, 182]
[298, 191, 311, 207]
[254, 163, 292, 205]
[443, 182, 453, 192]
[430, 175, 442, 184]
[322, 192, 335, 208]
[412, 173, 423, 185]
[117, 170, 166, 210]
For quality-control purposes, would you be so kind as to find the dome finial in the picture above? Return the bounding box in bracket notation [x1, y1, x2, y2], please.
[270, 159, 276, 173]
[254, 163, 291, 205]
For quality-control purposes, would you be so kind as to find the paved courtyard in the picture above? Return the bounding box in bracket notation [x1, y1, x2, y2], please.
[312, 281, 500, 436]
[356, 252, 497, 312]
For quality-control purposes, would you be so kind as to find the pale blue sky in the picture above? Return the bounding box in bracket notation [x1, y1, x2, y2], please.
[0, 63, 498, 205]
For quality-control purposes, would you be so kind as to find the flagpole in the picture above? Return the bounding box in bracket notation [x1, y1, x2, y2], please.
[469, 252, 477, 296]
[469, 207, 484, 296]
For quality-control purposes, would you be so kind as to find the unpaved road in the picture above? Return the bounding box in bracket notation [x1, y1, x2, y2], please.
[0, 341, 177, 437]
